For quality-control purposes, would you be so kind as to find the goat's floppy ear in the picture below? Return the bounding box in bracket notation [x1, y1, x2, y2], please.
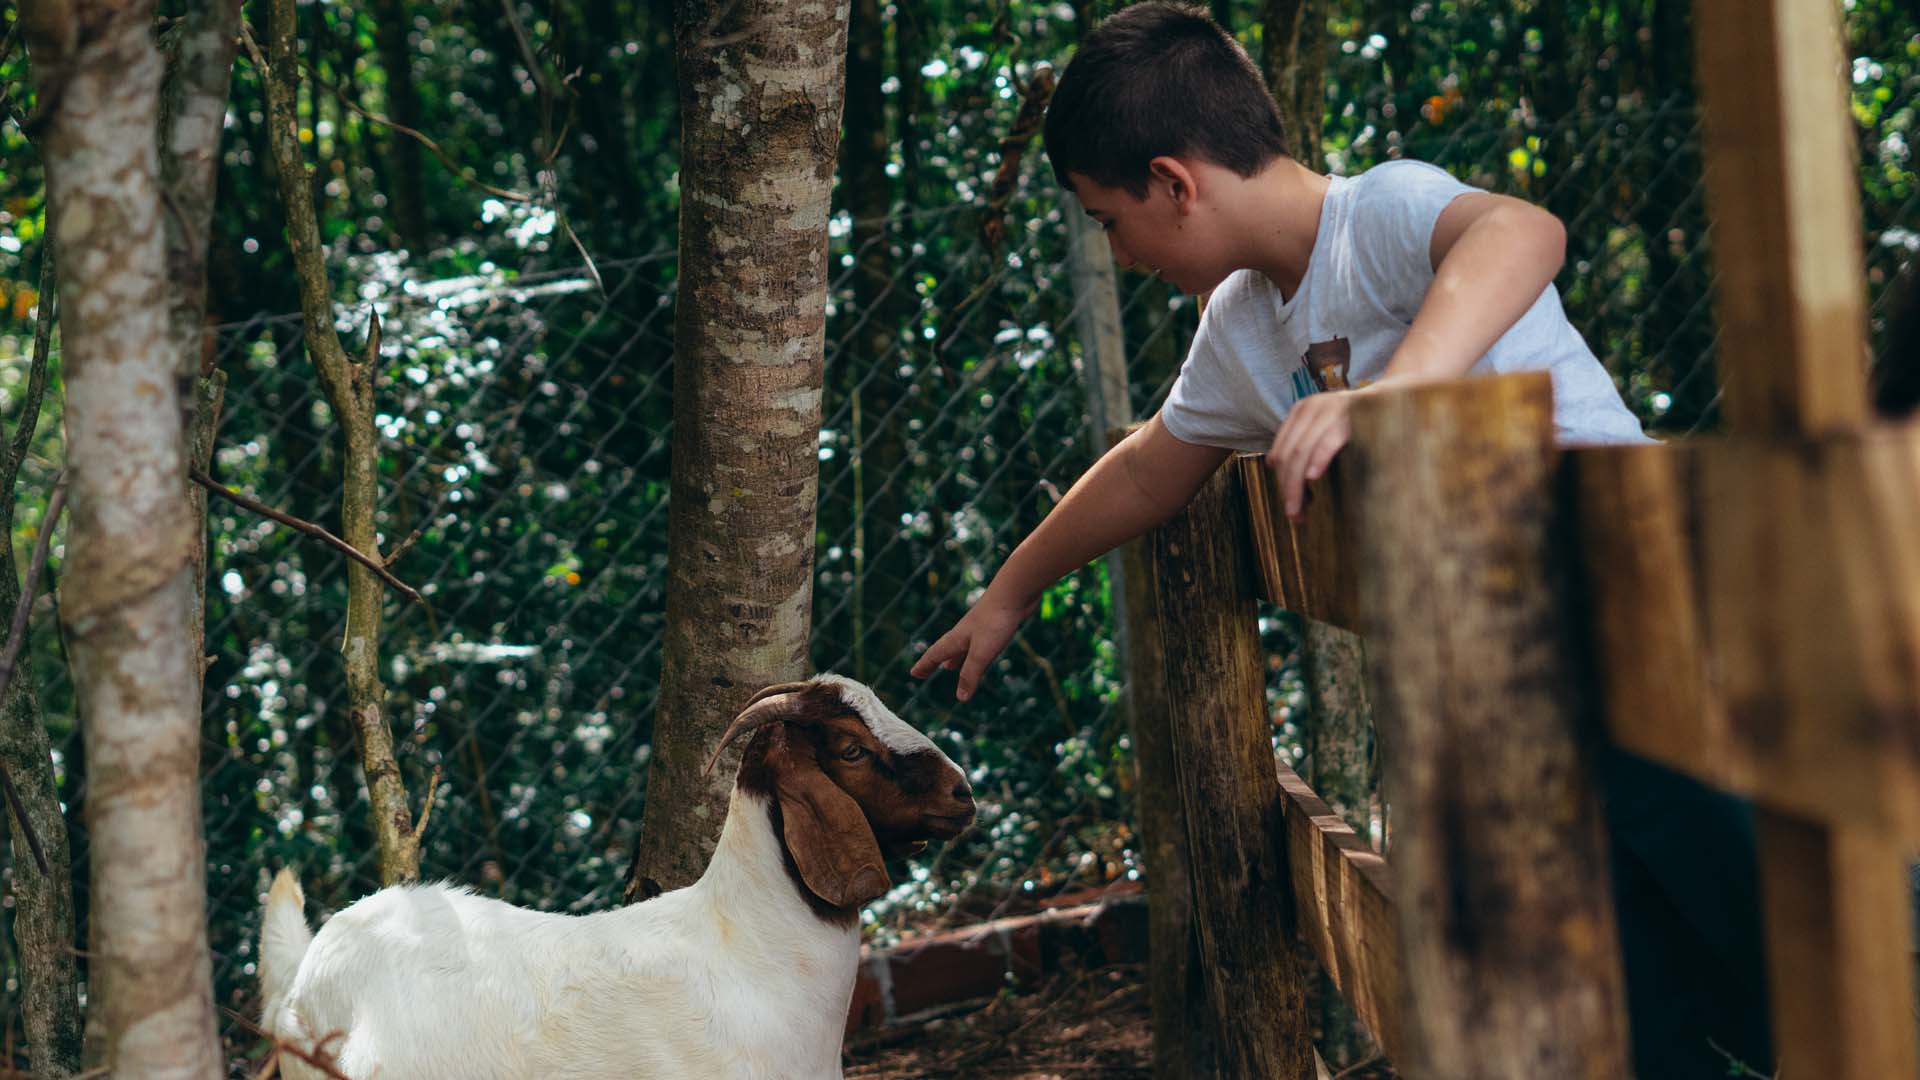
[772, 734, 890, 909]
[703, 681, 817, 778]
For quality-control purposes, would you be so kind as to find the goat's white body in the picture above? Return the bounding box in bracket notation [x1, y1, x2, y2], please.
[262, 791, 857, 1080]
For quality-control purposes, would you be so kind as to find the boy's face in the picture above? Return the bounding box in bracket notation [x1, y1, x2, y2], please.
[1069, 162, 1233, 295]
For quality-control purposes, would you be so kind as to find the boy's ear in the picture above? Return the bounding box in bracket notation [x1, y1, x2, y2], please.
[1147, 156, 1199, 212]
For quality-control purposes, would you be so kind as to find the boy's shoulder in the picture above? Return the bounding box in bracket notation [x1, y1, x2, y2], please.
[1344, 158, 1470, 203]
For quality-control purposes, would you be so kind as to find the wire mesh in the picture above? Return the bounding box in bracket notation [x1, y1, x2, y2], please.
[0, 86, 1913, 1048]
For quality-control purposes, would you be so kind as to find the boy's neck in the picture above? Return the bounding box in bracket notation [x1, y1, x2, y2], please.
[1222, 157, 1331, 301]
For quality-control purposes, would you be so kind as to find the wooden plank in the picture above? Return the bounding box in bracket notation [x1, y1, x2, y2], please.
[1149, 465, 1314, 1076]
[1236, 455, 1363, 633]
[1274, 757, 1406, 1064]
[1756, 812, 1919, 1079]
[1565, 429, 1920, 838]
[1110, 423, 1208, 1080]
[1693, 0, 1868, 435]
[1348, 373, 1630, 1079]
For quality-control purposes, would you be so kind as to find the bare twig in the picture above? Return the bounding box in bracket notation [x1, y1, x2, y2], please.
[222, 1007, 353, 1080]
[1330, 1053, 1391, 1079]
[978, 63, 1054, 254]
[0, 474, 65, 875]
[412, 763, 442, 842]
[3, 218, 56, 492]
[237, 19, 267, 73]
[383, 526, 424, 568]
[497, 0, 560, 103]
[190, 469, 423, 604]
[296, 57, 535, 205]
[1707, 1038, 1777, 1080]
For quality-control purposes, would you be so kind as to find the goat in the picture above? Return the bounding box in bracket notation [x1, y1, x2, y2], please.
[258, 675, 975, 1080]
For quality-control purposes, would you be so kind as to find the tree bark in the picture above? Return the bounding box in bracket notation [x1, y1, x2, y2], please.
[23, 0, 224, 1070]
[1150, 465, 1313, 1079]
[625, 0, 848, 896]
[263, 0, 425, 886]
[839, 0, 908, 681]
[0, 233, 82, 1078]
[159, 0, 240, 743]
[1261, 0, 1327, 167]
[373, 0, 428, 252]
[1347, 374, 1629, 1079]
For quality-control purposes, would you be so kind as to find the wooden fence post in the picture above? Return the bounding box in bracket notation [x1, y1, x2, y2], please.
[1348, 373, 1630, 1079]
[1691, 1, 1920, 1074]
[1149, 464, 1313, 1078]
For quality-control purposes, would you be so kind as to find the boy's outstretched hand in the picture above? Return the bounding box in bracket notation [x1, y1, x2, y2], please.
[1265, 388, 1362, 520]
[910, 588, 1039, 702]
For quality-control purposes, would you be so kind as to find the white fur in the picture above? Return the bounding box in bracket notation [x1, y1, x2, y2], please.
[810, 673, 936, 758]
[262, 791, 857, 1080]
[260, 676, 965, 1080]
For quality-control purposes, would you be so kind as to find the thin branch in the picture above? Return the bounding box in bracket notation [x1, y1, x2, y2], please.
[0, 477, 66, 876]
[497, 0, 561, 105]
[383, 526, 423, 568]
[411, 763, 441, 842]
[2, 218, 56, 493]
[191, 470, 423, 604]
[221, 1007, 353, 1080]
[296, 56, 535, 205]
[237, 18, 267, 74]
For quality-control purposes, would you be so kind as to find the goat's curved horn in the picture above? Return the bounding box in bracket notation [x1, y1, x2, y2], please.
[701, 682, 817, 778]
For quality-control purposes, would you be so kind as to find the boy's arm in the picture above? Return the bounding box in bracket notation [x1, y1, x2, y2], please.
[1266, 192, 1567, 517]
[911, 414, 1231, 701]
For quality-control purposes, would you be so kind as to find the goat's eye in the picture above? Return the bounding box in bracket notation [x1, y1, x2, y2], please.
[838, 744, 868, 762]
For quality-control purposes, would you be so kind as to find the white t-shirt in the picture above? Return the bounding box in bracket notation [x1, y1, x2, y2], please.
[1159, 160, 1651, 452]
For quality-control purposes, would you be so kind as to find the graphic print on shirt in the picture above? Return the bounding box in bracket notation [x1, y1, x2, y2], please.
[1304, 337, 1353, 392]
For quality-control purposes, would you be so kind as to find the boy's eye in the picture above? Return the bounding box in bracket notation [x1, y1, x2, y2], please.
[1100, 220, 1115, 232]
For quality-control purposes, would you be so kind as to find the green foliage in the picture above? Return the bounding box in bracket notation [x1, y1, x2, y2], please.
[0, 0, 1914, 1048]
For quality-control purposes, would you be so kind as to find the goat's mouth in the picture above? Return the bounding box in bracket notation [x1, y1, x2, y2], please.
[920, 811, 976, 840]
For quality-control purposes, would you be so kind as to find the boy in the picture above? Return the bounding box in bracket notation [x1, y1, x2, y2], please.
[912, 4, 1773, 1076]
[913, 2, 1646, 705]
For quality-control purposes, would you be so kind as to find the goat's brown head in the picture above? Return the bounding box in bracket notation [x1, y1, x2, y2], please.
[705, 676, 976, 917]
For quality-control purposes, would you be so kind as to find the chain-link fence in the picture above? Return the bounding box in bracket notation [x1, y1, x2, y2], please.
[2, 85, 1916, 1049]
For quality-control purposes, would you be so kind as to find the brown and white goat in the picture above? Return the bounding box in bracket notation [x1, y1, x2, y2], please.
[258, 675, 974, 1080]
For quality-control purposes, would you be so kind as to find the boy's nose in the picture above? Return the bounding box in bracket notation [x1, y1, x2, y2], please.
[1107, 234, 1135, 270]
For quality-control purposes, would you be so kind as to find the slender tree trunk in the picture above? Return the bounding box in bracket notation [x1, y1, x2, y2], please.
[0, 238, 81, 1078]
[23, 0, 224, 1071]
[625, 0, 849, 897]
[264, 0, 425, 886]
[373, 0, 429, 252]
[1261, 0, 1327, 167]
[159, 0, 241, 717]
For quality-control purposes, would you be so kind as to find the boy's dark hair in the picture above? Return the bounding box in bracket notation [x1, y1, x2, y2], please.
[1044, 2, 1291, 198]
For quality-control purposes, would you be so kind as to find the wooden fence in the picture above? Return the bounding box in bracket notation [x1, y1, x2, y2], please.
[1128, 1, 1920, 1077]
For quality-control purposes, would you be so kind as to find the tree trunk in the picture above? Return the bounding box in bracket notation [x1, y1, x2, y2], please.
[264, 0, 425, 886]
[0, 239, 81, 1077]
[24, 0, 224, 1070]
[839, 0, 908, 681]
[1261, 0, 1327, 167]
[373, 0, 429, 252]
[625, 0, 848, 897]
[158, 0, 240, 743]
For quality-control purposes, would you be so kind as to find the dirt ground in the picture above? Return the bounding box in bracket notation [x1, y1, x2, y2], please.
[843, 962, 1154, 1079]
[841, 961, 1400, 1080]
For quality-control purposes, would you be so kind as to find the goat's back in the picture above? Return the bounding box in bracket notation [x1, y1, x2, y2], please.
[268, 882, 764, 1079]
